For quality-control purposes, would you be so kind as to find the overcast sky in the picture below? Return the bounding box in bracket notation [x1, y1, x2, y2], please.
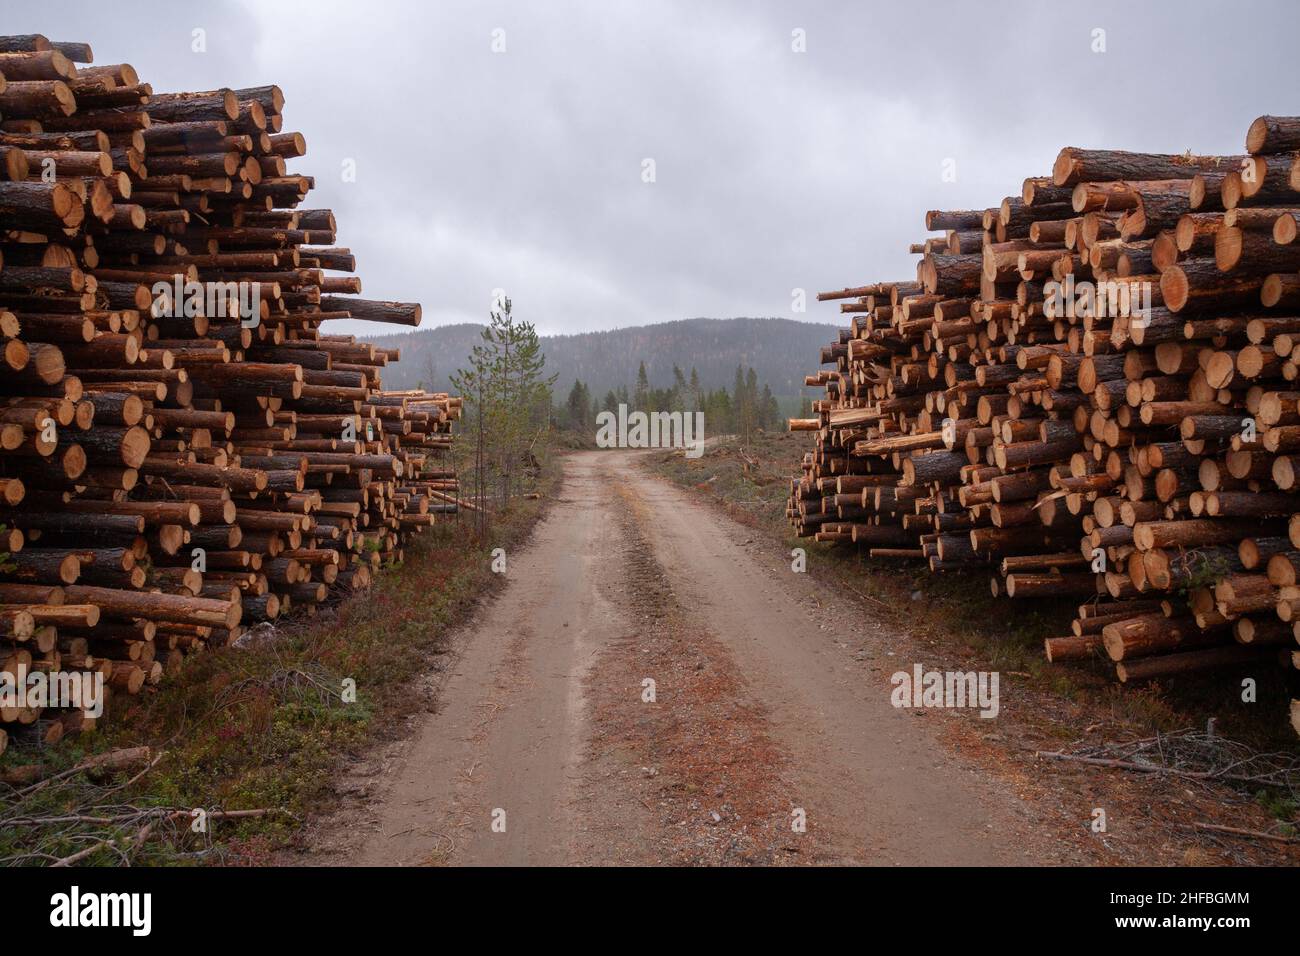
[13, 1, 1299, 337]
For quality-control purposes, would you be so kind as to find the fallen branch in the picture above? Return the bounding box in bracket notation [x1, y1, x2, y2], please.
[11, 746, 154, 797]
[52, 823, 154, 867]
[7, 806, 292, 827]
[1184, 821, 1300, 845]
[1035, 750, 1276, 787]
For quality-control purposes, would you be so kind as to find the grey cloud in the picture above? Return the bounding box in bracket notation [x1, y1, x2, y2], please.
[11, 1, 1298, 337]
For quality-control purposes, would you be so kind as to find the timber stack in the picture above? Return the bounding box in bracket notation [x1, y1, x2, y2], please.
[0, 35, 462, 750]
[788, 114, 1300, 734]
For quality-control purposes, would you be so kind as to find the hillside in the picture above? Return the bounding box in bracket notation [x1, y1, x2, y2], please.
[370, 317, 838, 401]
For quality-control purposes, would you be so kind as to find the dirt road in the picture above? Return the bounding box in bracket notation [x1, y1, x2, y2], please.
[313, 450, 1080, 866]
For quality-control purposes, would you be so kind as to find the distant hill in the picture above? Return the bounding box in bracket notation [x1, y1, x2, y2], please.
[369, 317, 838, 402]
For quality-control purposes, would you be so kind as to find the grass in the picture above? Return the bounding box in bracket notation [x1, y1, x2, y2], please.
[0, 467, 555, 866]
[1255, 789, 1299, 833]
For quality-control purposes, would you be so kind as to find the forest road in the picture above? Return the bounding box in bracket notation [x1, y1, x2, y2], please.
[334, 451, 1064, 866]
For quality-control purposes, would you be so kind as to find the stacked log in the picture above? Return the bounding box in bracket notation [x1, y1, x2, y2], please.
[789, 117, 1300, 734]
[0, 35, 462, 747]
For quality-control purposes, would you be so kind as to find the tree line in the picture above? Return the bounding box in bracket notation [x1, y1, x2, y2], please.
[558, 361, 783, 443]
[449, 298, 801, 519]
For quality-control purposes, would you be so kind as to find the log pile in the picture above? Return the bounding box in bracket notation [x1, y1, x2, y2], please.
[0, 35, 462, 749]
[789, 116, 1300, 733]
